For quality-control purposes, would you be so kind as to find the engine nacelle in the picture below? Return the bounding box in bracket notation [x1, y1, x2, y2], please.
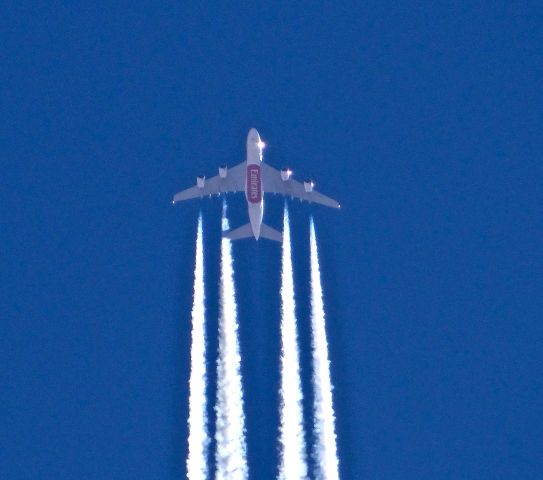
[219, 165, 227, 178]
[197, 175, 205, 188]
[280, 167, 292, 181]
[304, 179, 314, 193]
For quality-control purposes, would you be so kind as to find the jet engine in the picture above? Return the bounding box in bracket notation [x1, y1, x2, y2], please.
[304, 179, 314, 192]
[197, 175, 205, 188]
[219, 165, 227, 178]
[280, 167, 292, 181]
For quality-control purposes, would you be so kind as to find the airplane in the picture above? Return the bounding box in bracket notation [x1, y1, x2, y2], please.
[172, 128, 340, 242]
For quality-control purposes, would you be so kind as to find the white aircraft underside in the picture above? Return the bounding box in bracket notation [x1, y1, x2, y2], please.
[173, 128, 340, 242]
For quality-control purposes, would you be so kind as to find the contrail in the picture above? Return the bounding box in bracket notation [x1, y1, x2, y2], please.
[309, 218, 339, 480]
[186, 214, 209, 480]
[215, 200, 248, 480]
[277, 205, 308, 480]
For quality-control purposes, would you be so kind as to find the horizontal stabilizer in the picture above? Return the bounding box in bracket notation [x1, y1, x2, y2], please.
[223, 223, 253, 241]
[223, 223, 283, 242]
[260, 223, 283, 242]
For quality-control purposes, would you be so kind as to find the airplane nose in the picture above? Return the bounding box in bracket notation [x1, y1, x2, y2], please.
[248, 128, 260, 141]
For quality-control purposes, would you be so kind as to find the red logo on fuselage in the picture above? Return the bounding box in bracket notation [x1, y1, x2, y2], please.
[246, 165, 262, 204]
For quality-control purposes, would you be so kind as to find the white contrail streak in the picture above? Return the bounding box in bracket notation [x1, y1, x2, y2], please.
[215, 200, 248, 480]
[309, 218, 339, 480]
[187, 214, 209, 480]
[277, 205, 308, 480]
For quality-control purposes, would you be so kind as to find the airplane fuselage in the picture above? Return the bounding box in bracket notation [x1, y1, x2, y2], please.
[245, 128, 264, 240]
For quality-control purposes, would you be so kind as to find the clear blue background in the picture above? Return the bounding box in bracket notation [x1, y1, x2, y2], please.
[1, 2, 542, 478]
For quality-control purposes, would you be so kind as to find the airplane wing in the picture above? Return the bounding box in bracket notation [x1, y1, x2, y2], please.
[261, 163, 340, 209]
[173, 162, 246, 202]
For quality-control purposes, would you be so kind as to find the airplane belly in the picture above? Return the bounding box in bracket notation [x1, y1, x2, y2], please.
[249, 202, 263, 238]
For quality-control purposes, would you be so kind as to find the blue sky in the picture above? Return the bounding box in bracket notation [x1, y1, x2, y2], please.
[1, 2, 542, 478]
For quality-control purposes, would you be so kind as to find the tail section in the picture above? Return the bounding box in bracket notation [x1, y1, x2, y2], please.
[223, 223, 283, 242]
